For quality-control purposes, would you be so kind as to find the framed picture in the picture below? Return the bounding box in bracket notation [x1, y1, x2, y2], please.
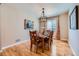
[26, 20, 33, 29]
[70, 6, 78, 30]
[24, 19, 27, 29]
[24, 19, 34, 29]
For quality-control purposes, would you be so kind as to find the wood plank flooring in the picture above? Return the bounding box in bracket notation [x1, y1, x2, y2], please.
[0, 39, 73, 56]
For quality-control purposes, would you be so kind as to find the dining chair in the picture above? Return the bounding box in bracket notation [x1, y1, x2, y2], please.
[29, 31, 42, 53]
[44, 31, 53, 50]
[49, 31, 53, 45]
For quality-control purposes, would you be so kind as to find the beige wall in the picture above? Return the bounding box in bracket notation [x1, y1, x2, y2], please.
[59, 12, 68, 40]
[0, 4, 39, 48]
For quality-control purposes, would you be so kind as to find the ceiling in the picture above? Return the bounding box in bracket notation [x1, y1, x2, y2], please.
[2, 3, 77, 18]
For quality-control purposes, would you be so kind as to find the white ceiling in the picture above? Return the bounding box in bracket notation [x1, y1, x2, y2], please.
[3, 3, 77, 18]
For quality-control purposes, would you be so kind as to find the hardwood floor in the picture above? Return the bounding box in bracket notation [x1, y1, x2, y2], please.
[56, 40, 73, 56]
[0, 39, 73, 56]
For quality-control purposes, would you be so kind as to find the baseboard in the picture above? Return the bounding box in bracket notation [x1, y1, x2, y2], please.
[68, 41, 77, 56]
[2, 40, 28, 50]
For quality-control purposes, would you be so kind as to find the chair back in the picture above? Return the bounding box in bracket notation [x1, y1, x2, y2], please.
[48, 31, 53, 41]
[29, 31, 37, 44]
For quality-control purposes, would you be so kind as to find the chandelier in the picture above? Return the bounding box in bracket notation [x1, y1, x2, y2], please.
[39, 8, 47, 21]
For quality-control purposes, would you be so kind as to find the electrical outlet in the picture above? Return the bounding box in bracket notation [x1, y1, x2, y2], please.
[16, 39, 20, 42]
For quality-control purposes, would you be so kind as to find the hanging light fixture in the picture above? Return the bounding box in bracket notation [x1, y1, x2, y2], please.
[42, 8, 45, 17]
[39, 8, 47, 21]
[39, 8, 47, 33]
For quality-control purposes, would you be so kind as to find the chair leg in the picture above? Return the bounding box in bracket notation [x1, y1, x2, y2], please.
[30, 42, 32, 51]
[48, 40, 51, 50]
[48, 43, 50, 50]
[42, 38, 44, 53]
[42, 46, 43, 52]
[36, 45, 38, 53]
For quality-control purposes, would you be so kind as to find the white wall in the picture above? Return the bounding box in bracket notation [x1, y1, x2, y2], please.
[69, 5, 79, 55]
[69, 30, 79, 55]
[59, 12, 68, 40]
[0, 4, 39, 48]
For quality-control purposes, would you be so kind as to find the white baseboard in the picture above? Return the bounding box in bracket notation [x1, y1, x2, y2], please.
[68, 41, 77, 56]
[2, 40, 28, 50]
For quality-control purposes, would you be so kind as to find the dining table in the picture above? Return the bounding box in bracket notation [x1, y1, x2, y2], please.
[37, 32, 49, 52]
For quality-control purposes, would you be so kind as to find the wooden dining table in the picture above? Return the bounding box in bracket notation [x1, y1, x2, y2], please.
[37, 33, 48, 52]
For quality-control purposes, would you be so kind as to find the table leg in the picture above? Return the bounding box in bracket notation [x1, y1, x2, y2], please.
[30, 41, 32, 51]
[42, 38, 44, 53]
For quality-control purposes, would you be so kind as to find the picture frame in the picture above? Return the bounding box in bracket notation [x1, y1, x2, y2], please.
[24, 19, 27, 30]
[24, 19, 34, 30]
[70, 6, 78, 30]
[26, 20, 33, 29]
